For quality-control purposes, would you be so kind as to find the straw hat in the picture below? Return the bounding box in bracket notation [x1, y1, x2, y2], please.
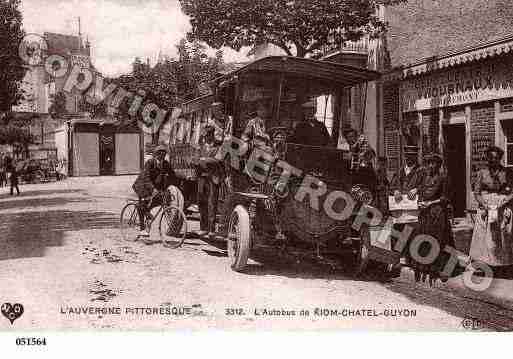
[301, 100, 315, 109]
[424, 152, 443, 164]
[154, 144, 168, 154]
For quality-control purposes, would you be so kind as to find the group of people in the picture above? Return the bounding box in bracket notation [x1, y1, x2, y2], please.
[131, 99, 513, 283]
[386, 148, 454, 284]
[383, 145, 513, 283]
[131, 101, 233, 240]
[131, 98, 325, 240]
[0, 153, 20, 196]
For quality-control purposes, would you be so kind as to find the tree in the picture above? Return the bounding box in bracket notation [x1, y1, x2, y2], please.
[0, 124, 33, 145]
[0, 0, 27, 111]
[0, 113, 34, 158]
[174, 39, 223, 100]
[109, 38, 223, 117]
[179, 0, 406, 58]
[48, 91, 67, 117]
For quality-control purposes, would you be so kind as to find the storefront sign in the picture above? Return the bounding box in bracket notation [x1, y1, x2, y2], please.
[401, 60, 513, 112]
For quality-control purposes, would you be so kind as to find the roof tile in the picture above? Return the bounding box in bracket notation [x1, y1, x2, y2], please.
[387, 0, 513, 67]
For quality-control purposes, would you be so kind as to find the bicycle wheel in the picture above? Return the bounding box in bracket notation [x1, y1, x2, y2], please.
[120, 202, 142, 242]
[159, 205, 188, 249]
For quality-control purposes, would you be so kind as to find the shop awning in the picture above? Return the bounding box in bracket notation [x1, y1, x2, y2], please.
[402, 35, 513, 78]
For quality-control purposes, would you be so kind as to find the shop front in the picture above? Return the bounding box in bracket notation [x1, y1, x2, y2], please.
[55, 116, 143, 177]
[398, 41, 513, 218]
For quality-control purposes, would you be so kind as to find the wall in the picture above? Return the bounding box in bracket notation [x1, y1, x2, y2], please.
[54, 126, 68, 167]
[382, 78, 401, 175]
[363, 81, 378, 154]
[470, 103, 495, 179]
[421, 111, 439, 155]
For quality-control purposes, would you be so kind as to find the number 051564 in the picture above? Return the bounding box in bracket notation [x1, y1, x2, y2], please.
[15, 337, 47, 346]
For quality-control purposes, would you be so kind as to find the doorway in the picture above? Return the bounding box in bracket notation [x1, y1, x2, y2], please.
[443, 123, 466, 217]
[99, 133, 115, 176]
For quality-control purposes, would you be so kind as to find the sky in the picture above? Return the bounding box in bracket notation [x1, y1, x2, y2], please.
[20, 0, 250, 76]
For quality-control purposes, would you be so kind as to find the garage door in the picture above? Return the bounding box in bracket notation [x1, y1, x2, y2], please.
[73, 132, 99, 176]
[115, 133, 141, 175]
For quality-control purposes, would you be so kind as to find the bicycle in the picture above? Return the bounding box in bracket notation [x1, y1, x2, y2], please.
[120, 187, 188, 248]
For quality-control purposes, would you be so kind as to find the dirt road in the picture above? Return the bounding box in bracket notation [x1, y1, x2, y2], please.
[1, 176, 512, 331]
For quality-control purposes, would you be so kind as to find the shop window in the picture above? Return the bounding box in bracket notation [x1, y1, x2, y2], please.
[503, 120, 513, 167]
[316, 95, 333, 136]
[507, 141, 513, 167]
[506, 135, 513, 167]
[501, 101, 513, 113]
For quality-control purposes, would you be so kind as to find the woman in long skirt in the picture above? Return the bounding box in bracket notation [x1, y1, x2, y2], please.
[414, 153, 455, 285]
[470, 146, 513, 277]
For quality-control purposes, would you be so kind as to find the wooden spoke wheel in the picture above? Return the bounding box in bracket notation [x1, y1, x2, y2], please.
[354, 224, 394, 279]
[120, 202, 141, 242]
[160, 205, 188, 249]
[354, 224, 371, 277]
[227, 205, 252, 272]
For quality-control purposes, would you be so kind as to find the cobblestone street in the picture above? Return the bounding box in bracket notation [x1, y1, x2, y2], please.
[1, 177, 513, 331]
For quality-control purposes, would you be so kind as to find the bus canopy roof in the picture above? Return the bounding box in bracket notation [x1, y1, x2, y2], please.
[216, 56, 381, 87]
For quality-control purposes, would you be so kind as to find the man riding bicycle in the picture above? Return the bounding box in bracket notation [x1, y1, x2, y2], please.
[132, 144, 178, 240]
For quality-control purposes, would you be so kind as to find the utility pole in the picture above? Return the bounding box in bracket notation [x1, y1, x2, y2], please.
[78, 17, 82, 49]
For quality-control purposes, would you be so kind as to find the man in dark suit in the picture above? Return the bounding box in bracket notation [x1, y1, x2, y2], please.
[195, 125, 224, 238]
[132, 144, 178, 239]
[289, 101, 331, 147]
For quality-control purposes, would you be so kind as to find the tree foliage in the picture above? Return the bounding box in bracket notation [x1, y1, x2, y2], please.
[173, 39, 224, 100]
[109, 38, 224, 122]
[0, 113, 34, 146]
[48, 91, 67, 117]
[180, 0, 406, 57]
[0, 0, 27, 111]
[0, 124, 33, 145]
[78, 94, 108, 119]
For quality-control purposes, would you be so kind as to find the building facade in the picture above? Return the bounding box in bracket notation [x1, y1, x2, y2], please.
[12, 31, 143, 176]
[55, 115, 143, 177]
[379, 0, 513, 217]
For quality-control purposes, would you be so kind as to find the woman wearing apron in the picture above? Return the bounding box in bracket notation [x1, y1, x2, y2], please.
[415, 153, 455, 285]
[470, 146, 513, 277]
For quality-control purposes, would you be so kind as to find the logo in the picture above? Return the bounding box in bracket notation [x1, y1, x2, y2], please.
[461, 318, 482, 330]
[1, 303, 24, 325]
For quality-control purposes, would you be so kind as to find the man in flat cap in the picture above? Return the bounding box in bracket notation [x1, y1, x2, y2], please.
[289, 100, 331, 147]
[132, 144, 178, 240]
[195, 124, 225, 237]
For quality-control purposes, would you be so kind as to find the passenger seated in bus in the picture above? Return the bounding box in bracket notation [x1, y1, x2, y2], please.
[338, 128, 358, 151]
[242, 101, 271, 150]
[289, 101, 331, 147]
[211, 101, 233, 143]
